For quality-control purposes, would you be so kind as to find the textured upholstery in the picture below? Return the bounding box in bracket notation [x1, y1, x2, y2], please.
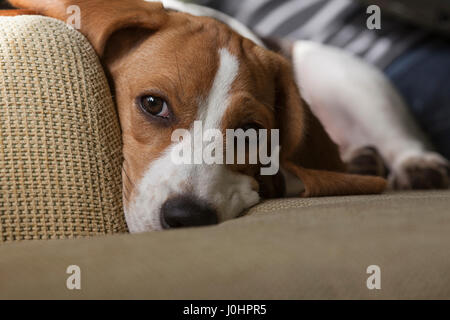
[0, 16, 128, 242]
[1, 191, 449, 299]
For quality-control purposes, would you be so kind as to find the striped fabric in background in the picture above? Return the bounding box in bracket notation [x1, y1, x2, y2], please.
[201, 0, 428, 69]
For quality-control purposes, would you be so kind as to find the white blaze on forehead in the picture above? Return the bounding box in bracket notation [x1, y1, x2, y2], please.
[200, 48, 239, 128]
[125, 48, 259, 233]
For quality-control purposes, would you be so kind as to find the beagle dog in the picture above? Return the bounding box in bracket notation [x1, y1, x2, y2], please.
[4, 0, 449, 232]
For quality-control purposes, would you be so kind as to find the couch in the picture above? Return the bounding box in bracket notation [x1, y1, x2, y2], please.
[1, 15, 449, 300]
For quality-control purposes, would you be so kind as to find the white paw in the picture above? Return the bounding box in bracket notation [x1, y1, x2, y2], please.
[389, 151, 450, 190]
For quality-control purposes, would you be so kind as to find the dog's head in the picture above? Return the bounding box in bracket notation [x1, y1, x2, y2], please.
[11, 0, 386, 231]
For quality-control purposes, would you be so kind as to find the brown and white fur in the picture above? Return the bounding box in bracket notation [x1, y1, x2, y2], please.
[3, 0, 448, 232]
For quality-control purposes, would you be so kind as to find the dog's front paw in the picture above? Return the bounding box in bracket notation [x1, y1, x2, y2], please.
[390, 151, 450, 190]
[347, 146, 388, 177]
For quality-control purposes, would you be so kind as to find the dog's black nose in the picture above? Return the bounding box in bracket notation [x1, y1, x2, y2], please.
[160, 195, 218, 229]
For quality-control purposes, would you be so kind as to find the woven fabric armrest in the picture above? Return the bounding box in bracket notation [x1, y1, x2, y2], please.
[0, 16, 128, 242]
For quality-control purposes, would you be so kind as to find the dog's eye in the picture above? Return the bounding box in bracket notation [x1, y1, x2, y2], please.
[240, 122, 262, 132]
[139, 95, 170, 118]
[236, 122, 263, 144]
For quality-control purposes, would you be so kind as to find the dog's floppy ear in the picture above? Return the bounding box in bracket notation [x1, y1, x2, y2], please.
[8, 0, 167, 57]
[273, 54, 387, 197]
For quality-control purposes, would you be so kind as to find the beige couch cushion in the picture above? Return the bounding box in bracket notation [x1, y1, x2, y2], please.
[0, 191, 449, 299]
[0, 16, 128, 242]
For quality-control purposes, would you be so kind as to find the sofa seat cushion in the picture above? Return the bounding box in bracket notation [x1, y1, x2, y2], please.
[1, 191, 449, 299]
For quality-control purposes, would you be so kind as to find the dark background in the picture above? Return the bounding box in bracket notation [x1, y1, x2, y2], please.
[358, 0, 450, 36]
[0, 0, 12, 9]
[2, 0, 450, 36]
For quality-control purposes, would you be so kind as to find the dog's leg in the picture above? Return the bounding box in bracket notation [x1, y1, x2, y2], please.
[291, 40, 449, 189]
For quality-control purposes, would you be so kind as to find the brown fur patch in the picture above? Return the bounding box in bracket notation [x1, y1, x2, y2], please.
[0, 9, 35, 15]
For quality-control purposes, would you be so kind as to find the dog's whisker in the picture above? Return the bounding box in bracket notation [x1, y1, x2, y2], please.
[121, 164, 136, 204]
[122, 164, 135, 188]
[122, 181, 132, 198]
